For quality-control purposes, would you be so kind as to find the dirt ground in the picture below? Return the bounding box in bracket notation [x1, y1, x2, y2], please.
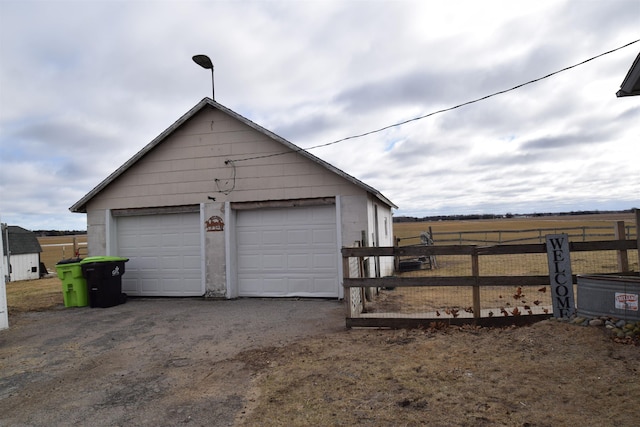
[1, 281, 639, 426]
[0, 296, 345, 426]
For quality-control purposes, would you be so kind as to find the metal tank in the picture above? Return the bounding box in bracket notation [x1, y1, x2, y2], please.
[577, 274, 640, 321]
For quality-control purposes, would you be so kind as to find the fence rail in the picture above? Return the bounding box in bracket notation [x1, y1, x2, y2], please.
[397, 224, 637, 246]
[342, 235, 639, 328]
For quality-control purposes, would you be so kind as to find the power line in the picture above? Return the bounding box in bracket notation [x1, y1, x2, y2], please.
[232, 39, 640, 163]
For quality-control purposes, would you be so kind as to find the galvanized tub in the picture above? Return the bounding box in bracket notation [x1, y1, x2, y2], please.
[577, 274, 640, 321]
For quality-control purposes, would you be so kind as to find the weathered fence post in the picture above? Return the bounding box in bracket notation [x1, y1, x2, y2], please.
[356, 240, 367, 311]
[342, 250, 352, 322]
[615, 221, 629, 272]
[629, 208, 640, 270]
[471, 248, 481, 319]
[361, 231, 373, 301]
[636, 209, 640, 267]
[394, 235, 399, 272]
[428, 227, 438, 268]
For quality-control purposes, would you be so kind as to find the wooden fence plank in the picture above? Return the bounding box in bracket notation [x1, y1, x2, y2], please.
[615, 221, 630, 272]
[346, 314, 550, 329]
[476, 275, 553, 286]
[341, 240, 637, 258]
[425, 224, 635, 245]
[471, 250, 480, 319]
[637, 209, 640, 260]
[343, 275, 553, 288]
[569, 240, 637, 251]
[342, 255, 352, 319]
[343, 277, 478, 288]
[341, 245, 475, 257]
[476, 243, 546, 255]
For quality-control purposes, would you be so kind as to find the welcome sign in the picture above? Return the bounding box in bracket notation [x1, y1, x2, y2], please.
[546, 234, 576, 318]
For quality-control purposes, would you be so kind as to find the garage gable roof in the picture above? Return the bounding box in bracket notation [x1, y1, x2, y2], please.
[70, 98, 396, 213]
[617, 51, 640, 97]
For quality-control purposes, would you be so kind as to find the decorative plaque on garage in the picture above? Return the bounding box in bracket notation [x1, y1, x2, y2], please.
[205, 215, 224, 232]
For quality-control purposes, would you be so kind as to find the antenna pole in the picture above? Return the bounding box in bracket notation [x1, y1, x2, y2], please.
[210, 67, 215, 101]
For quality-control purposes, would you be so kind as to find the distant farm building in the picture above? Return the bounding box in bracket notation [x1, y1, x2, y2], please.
[1, 225, 43, 281]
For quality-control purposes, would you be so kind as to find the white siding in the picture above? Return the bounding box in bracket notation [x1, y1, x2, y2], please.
[85, 108, 364, 211]
[367, 197, 395, 278]
[374, 201, 395, 277]
[3, 253, 40, 281]
[0, 228, 7, 330]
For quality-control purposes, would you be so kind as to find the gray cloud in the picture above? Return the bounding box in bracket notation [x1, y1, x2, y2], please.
[333, 69, 452, 114]
[0, 0, 638, 229]
[520, 132, 605, 151]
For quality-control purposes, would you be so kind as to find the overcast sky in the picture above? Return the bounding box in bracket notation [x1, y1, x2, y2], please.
[1, 0, 639, 231]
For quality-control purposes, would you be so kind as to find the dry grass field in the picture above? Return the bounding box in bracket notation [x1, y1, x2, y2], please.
[38, 234, 87, 272]
[237, 323, 639, 427]
[4, 276, 63, 315]
[394, 212, 637, 245]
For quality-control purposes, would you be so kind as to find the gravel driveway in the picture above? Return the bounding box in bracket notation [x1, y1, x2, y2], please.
[0, 298, 345, 426]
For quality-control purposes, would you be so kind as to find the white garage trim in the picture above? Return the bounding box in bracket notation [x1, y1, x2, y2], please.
[224, 201, 236, 299]
[335, 195, 344, 299]
[111, 205, 200, 216]
[115, 210, 203, 296]
[236, 204, 339, 298]
[200, 203, 206, 295]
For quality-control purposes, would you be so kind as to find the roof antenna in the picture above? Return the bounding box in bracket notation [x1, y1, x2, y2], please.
[192, 54, 215, 100]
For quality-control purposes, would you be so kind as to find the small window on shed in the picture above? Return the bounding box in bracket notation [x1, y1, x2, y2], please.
[31, 266, 38, 273]
[384, 217, 388, 237]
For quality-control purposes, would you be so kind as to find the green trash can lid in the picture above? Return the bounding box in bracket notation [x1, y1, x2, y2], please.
[56, 257, 83, 265]
[80, 256, 129, 264]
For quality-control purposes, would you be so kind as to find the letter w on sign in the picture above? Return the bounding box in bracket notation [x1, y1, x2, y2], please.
[545, 234, 576, 319]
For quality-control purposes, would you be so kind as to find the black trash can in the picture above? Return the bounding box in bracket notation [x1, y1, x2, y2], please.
[80, 256, 129, 308]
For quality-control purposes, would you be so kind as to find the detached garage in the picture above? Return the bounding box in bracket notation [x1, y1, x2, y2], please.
[70, 98, 396, 299]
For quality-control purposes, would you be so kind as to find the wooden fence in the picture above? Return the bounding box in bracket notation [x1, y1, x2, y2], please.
[397, 224, 637, 246]
[342, 218, 640, 328]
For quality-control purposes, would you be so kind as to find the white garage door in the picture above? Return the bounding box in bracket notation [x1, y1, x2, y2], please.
[117, 212, 202, 296]
[237, 205, 339, 297]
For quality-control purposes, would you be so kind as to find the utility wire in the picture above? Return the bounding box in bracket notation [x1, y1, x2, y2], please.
[232, 39, 640, 163]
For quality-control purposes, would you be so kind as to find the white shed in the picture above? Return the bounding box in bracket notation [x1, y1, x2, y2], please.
[70, 99, 396, 299]
[0, 221, 8, 329]
[2, 225, 43, 282]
